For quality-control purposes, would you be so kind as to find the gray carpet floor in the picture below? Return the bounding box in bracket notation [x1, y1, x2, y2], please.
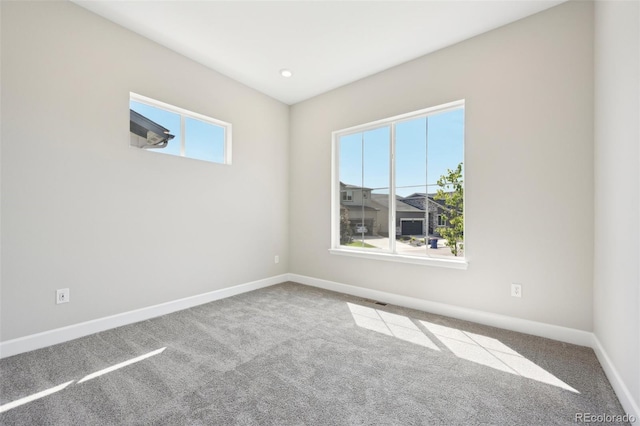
[0, 282, 628, 425]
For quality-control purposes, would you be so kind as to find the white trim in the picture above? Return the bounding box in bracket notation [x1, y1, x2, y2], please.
[179, 114, 186, 157]
[130, 92, 231, 129]
[0, 274, 287, 359]
[331, 131, 339, 249]
[333, 99, 464, 138]
[389, 122, 397, 253]
[329, 248, 469, 270]
[591, 335, 640, 421]
[3, 272, 636, 419]
[288, 273, 591, 347]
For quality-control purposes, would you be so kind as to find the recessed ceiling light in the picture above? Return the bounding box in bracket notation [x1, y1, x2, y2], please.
[280, 69, 293, 78]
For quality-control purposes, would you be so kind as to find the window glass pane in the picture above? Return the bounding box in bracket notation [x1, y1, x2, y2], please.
[185, 117, 225, 163]
[339, 133, 363, 188]
[396, 117, 427, 194]
[338, 127, 390, 250]
[130, 101, 181, 156]
[394, 187, 429, 256]
[363, 127, 390, 191]
[369, 188, 390, 248]
[427, 108, 464, 258]
[395, 117, 428, 256]
[427, 109, 464, 190]
[393, 110, 464, 258]
[362, 127, 390, 248]
[339, 133, 362, 249]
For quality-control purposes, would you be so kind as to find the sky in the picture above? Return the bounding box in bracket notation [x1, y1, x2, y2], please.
[131, 100, 463, 188]
[339, 108, 464, 197]
[130, 101, 225, 164]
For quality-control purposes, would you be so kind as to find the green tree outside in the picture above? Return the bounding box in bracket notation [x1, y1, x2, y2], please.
[340, 206, 353, 245]
[435, 163, 464, 256]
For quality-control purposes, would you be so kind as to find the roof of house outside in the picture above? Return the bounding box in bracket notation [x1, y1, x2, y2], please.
[403, 193, 448, 210]
[130, 109, 175, 147]
[341, 204, 379, 212]
[370, 194, 424, 212]
[340, 185, 451, 211]
[340, 182, 373, 191]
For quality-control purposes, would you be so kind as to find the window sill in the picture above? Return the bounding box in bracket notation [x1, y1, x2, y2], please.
[328, 248, 468, 270]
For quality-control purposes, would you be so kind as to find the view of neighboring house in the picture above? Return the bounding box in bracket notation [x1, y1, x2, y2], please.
[340, 183, 380, 234]
[400, 193, 450, 236]
[340, 182, 450, 237]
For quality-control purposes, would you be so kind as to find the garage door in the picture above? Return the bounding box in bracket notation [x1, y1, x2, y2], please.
[401, 219, 424, 236]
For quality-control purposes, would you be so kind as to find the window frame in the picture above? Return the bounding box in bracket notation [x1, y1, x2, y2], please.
[330, 99, 467, 269]
[129, 92, 232, 165]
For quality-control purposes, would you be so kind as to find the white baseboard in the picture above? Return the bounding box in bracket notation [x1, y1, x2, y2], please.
[0, 274, 288, 359]
[591, 335, 640, 421]
[287, 273, 593, 347]
[3, 272, 637, 420]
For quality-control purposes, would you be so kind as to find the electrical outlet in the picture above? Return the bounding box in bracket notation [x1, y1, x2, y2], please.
[511, 283, 522, 298]
[274, 255, 280, 264]
[56, 288, 70, 304]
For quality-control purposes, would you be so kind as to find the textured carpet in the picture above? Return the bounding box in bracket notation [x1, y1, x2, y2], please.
[0, 282, 628, 425]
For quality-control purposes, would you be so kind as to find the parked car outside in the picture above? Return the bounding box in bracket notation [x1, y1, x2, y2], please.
[355, 223, 368, 234]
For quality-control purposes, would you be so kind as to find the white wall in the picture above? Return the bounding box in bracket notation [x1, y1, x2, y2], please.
[1, 0, 638, 414]
[594, 0, 640, 415]
[290, 1, 594, 331]
[0, 1, 289, 341]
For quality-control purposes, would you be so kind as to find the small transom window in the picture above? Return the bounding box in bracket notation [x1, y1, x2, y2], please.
[129, 93, 232, 165]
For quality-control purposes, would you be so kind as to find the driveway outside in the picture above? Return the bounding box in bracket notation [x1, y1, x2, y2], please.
[357, 235, 460, 258]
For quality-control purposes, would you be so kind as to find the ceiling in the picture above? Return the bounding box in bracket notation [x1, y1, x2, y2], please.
[73, 0, 566, 105]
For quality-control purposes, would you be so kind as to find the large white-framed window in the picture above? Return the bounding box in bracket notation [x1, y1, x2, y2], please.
[331, 100, 466, 269]
[129, 92, 232, 165]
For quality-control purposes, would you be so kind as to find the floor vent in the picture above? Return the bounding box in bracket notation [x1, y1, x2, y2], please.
[359, 298, 388, 307]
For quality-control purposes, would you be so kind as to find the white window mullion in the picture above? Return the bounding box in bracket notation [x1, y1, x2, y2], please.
[225, 126, 233, 165]
[180, 115, 186, 157]
[331, 133, 339, 248]
[356, 133, 364, 241]
[424, 116, 429, 256]
[389, 124, 396, 254]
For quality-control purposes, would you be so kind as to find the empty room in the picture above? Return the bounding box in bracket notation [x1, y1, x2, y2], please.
[1, 0, 638, 424]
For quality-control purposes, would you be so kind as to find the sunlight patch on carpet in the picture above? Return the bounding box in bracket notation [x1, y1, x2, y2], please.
[347, 303, 440, 350]
[78, 347, 166, 384]
[0, 347, 167, 414]
[0, 380, 74, 414]
[346, 301, 578, 393]
[420, 320, 579, 393]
